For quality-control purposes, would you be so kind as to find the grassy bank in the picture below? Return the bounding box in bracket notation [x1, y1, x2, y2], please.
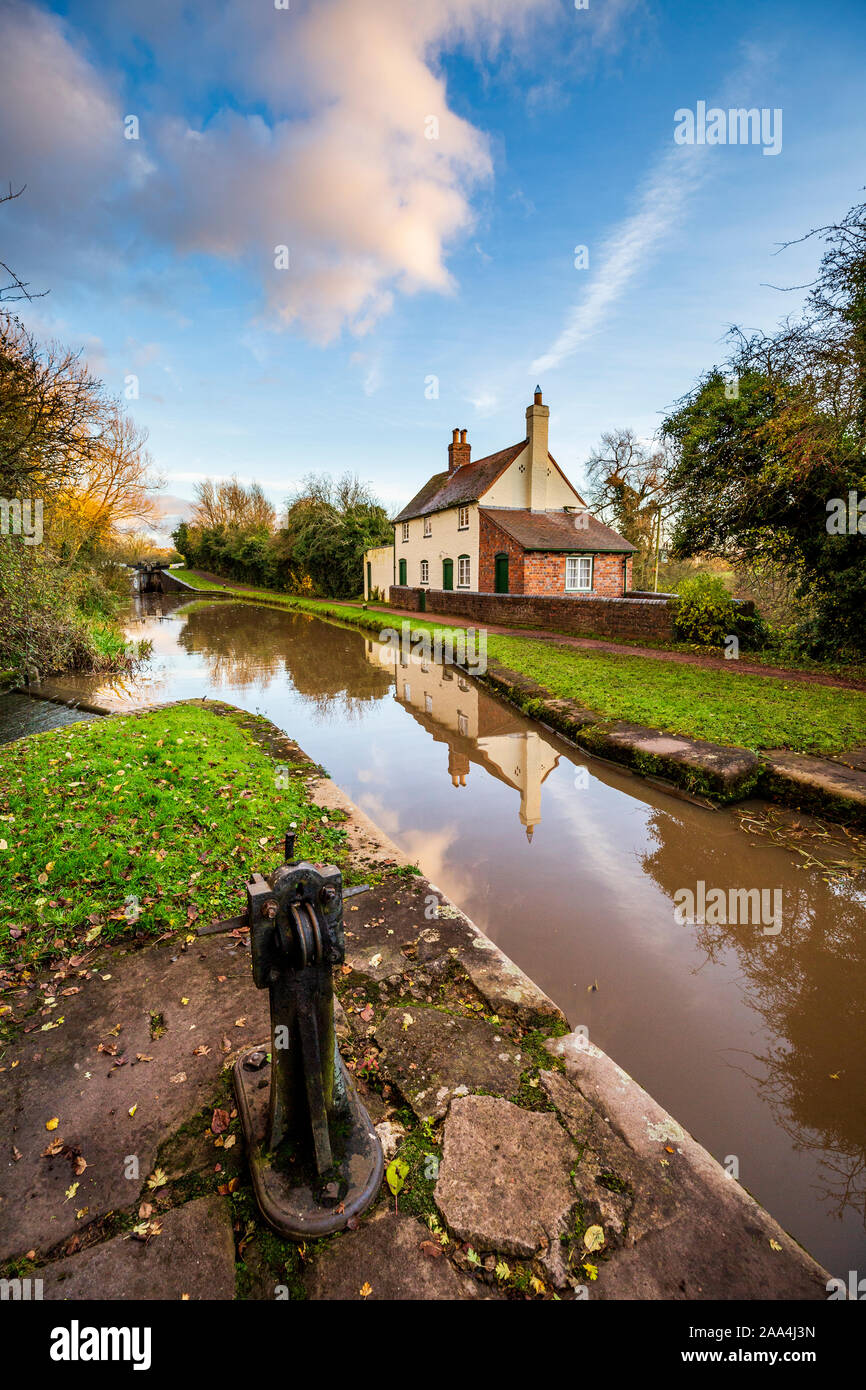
[0, 703, 364, 999]
[0, 547, 150, 688]
[176, 570, 866, 755]
[488, 635, 866, 756]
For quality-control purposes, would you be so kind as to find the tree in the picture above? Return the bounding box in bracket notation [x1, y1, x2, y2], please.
[0, 314, 105, 498]
[279, 472, 392, 597]
[584, 429, 671, 589]
[53, 407, 162, 561]
[663, 197, 866, 655]
[1, 185, 47, 306]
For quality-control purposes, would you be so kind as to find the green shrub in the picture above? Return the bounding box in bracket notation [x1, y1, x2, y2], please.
[673, 574, 741, 646]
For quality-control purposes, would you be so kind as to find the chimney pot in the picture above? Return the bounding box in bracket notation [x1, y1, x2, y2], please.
[448, 427, 471, 473]
[534, 385, 543, 405]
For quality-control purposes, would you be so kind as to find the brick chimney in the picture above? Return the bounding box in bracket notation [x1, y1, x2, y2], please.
[448, 427, 470, 473]
[526, 386, 549, 510]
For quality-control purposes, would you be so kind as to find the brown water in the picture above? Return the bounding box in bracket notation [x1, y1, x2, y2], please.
[6, 594, 866, 1278]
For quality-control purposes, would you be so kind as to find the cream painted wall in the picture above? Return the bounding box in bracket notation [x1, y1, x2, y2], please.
[394, 504, 479, 589]
[484, 445, 585, 510]
[363, 545, 394, 600]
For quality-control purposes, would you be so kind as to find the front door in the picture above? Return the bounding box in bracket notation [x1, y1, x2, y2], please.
[366, 561, 372, 597]
[399, 558, 407, 586]
[494, 552, 509, 594]
[442, 558, 453, 590]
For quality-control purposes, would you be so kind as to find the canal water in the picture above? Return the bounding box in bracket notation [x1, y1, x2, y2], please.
[3, 594, 865, 1278]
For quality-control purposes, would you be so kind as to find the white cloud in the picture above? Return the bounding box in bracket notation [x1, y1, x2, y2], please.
[532, 143, 709, 373]
[0, 0, 559, 343]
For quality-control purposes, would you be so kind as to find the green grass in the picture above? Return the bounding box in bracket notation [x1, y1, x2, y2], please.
[174, 569, 866, 756]
[0, 704, 355, 987]
[487, 635, 866, 755]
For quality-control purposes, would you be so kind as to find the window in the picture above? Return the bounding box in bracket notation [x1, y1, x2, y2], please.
[457, 711, 468, 737]
[403, 683, 411, 700]
[423, 516, 432, 538]
[425, 694, 433, 714]
[457, 505, 470, 530]
[401, 521, 410, 542]
[565, 555, 593, 591]
[420, 559, 429, 585]
[457, 554, 471, 588]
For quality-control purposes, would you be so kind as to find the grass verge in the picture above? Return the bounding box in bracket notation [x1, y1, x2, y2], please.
[0, 702, 361, 995]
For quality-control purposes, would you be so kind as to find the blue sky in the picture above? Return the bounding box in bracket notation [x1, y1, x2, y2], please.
[1, 0, 864, 518]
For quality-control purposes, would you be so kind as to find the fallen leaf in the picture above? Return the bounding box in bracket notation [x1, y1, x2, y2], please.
[359, 1281, 372, 1299]
[128, 1104, 137, 1118]
[419, 1240, 443, 1259]
[170, 1072, 187, 1084]
[211, 1108, 230, 1135]
[385, 1157, 410, 1197]
[74, 1156, 87, 1176]
[583, 1225, 605, 1252]
[45, 1117, 59, 1131]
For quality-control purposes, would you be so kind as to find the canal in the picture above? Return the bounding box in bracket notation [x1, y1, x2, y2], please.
[3, 592, 865, 1278]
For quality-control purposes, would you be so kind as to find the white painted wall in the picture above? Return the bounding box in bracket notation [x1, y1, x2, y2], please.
[394, 504, 479, 590]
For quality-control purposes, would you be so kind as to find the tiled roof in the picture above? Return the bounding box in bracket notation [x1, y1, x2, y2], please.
[394, 441, 527, 523]
[481, 507, 636, 553]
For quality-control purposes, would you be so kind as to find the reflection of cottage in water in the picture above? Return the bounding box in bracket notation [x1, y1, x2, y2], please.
[365, 638, 560, 840]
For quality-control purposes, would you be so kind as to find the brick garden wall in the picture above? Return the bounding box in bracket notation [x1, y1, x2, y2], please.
[390, 586, 677, 641]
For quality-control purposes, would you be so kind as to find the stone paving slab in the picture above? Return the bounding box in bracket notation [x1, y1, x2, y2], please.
[545, 1032, 829, 1300]
[0, 931, 267, 1262]
[305, 1210, 474, 1300]
[40, 1195, 235, 1301]
[434, 1095, 577, 1287]
[374, 1007, 524, 1121]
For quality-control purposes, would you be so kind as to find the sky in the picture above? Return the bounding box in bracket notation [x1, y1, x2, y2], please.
[1, 0, 865, 520]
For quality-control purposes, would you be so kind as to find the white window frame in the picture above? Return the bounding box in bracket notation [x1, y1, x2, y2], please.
[457, 505, 470, 531]
[401, 521, 410, 542]
[423, 516, 432, 538]
[565, 555, 593, 592]
[457, 554, 471, 588]
[420, 559, 429, 585]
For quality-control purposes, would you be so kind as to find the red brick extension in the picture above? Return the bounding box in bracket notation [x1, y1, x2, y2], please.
[478, 510, 632, 597]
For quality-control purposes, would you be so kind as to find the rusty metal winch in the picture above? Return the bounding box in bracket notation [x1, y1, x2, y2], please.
[227, 833, 383, 1238]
